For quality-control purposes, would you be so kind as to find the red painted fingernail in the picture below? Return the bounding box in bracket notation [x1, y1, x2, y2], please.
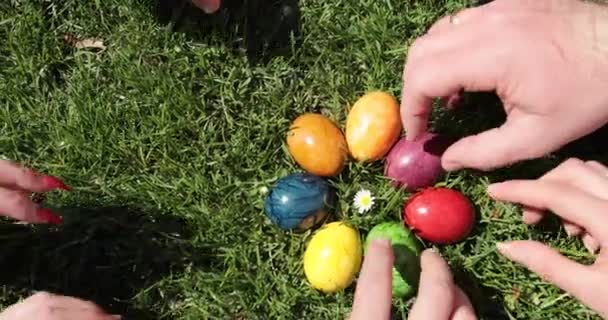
[42, 176, 71, 191]
[36, 208, 63, 225]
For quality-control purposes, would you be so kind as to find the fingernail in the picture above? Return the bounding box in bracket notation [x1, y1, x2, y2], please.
[496, 242, 511, 256]
[487, 183, 502, 195]
[441, 157, 460, 171]
[564, 226, 575, 237]
[42, 176, 71, 191]
[36, 208, 63, 225]
[371, 238, 391, 248]
[583, 236, 600, 254]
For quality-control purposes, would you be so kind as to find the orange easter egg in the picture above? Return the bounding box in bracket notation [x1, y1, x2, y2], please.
[346, 91, 402, 162]
[287, 113, 348, 177]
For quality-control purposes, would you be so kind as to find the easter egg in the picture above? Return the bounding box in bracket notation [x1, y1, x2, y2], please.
[287, 113, 348, 177]
[264, 173, 336, 231]
[404, 187, 475, 244]
[365, 222, 423, 298]
[345, 91, 402, 162]
[384, 133, 452, 191]
[304, 222, 362, 293]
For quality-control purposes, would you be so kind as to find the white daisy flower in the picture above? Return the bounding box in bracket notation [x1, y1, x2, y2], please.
[353, 189, 375, 214]
[259, 186, 269, 195]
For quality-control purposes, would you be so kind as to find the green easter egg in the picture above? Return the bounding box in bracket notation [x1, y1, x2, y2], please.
[365, 222, 423, 299]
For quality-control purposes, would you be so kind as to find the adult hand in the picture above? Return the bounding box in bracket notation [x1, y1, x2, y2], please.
[192, 0, 221, 14]
[0, 292, 118, 320]
[400, 0, 608, 171]
[349, 240, 475, 320]
[488, 159, 608, 318]
[0, 159, 69, 224]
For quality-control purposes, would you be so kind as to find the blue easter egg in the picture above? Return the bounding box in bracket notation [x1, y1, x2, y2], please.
[264, 173, 336, 231]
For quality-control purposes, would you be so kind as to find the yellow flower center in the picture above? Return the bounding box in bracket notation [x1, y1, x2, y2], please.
[361, 196, 371, 206]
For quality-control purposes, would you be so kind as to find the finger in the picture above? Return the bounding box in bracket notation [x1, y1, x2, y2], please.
[192, 0, 221, 13]
[497, 240, 607, 313]
[401, 27, 507, 141]
[523, 158, 608, 225]
[488, 180, 608, 242]
[408, 249, 456, 320]
[0, 160, 70, 192]
[0, 187, 62, 224]
[441, 115, 550, 171]
[451, 287, 477, 320]
[350, 239, 393, 320]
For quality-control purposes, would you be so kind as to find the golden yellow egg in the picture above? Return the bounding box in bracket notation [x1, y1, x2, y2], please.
[345, 91, 403, 162]
[303, 222, 362, 293]
[287, 113, 348, 177]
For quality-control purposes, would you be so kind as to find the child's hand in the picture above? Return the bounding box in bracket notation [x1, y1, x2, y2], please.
[0, 160, 69, 224]
[400, 0, 608, 171]
[489, 159, 608, 318]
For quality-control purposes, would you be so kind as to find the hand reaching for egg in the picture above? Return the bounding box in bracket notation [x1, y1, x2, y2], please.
[400, 0, 608, 171]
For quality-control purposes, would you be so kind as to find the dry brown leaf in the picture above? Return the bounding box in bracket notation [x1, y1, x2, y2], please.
[64, 33, 106, 50]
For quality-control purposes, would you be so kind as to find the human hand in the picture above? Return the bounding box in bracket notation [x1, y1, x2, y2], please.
[349, 240, 475, 320]
[488, 159, 608, 318]
[0, 292, 118, 320]
[192, 0, 221, 13]
[0, 160, 69, 224]
[400, 0, 608, 171]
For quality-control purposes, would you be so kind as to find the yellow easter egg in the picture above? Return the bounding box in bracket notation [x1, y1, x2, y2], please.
[303, 222, 362, 293]
[345, 91, 403, 162]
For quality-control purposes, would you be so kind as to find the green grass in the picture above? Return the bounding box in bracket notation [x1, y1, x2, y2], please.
[0, 0, 606, 319]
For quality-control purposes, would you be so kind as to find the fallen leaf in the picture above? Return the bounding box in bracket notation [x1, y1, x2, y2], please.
[64, 33, 106, 50]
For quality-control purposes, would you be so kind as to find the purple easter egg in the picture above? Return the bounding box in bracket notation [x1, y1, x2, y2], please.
[384, 133, 452, 191]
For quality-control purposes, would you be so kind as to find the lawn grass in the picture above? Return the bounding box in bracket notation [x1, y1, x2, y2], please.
[0, 0, 607, 319]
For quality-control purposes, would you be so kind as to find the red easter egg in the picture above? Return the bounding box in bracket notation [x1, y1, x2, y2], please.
[403, 187, 474, 244]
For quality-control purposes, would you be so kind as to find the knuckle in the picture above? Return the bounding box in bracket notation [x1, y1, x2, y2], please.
[406, 37, 428, 63]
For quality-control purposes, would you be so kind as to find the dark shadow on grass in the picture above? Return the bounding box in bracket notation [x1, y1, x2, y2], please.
[0, 205, 219, 320]
[154, 0, 302, 65]
[432, 91, 608, 182]
[451, 265, 510, 320]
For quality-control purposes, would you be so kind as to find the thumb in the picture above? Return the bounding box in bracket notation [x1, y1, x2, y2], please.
[408, 249, 456, 320]
[192, 0, 221, 13]
[441, 115, 549, 171]
[497, 240, 604, 308]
